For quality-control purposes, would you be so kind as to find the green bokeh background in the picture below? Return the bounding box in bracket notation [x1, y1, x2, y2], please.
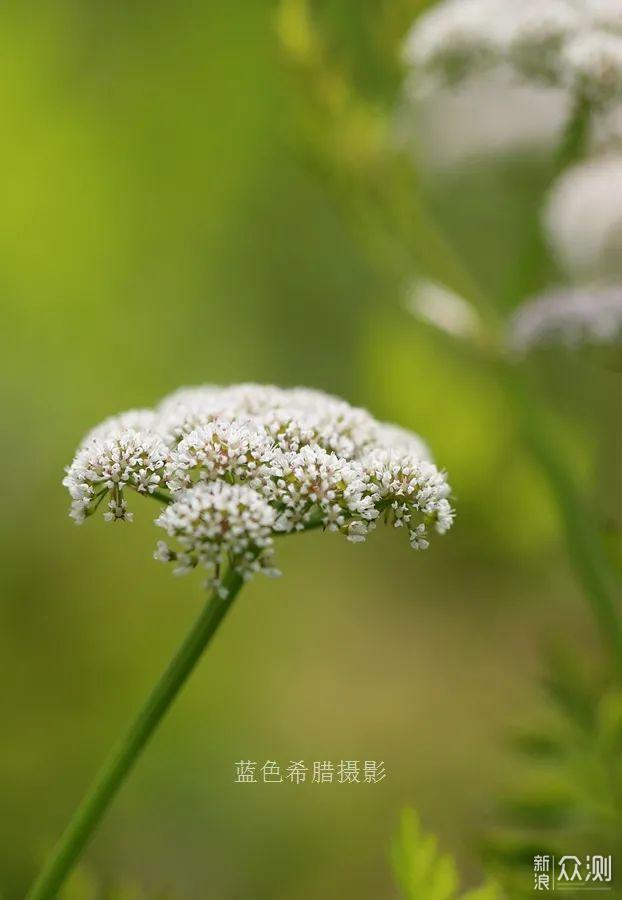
[2, 2, 620, 897]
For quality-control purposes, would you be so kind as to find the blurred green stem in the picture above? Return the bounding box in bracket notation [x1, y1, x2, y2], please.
[149, 487, 173, 505]
[26, 568, 244, 900]
[515, 94, 591, 302]
[497, 364, 622, 677]
[394, 162, 622, 671]
[390, 117, 622, 670]
[555, 93, 591, 174]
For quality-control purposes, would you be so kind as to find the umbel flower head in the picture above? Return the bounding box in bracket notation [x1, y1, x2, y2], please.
[403, 0, 622, 107]
[508, 285, 622, 352]
[64, 384, 454, 593]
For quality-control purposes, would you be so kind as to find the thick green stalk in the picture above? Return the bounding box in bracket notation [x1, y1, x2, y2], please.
[26, 569, 244, 900]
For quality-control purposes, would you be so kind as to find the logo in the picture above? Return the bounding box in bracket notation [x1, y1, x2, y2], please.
[534, 855, 613, 891]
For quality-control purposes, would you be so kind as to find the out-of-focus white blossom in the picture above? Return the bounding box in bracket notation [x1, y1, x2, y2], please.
[406, 280, 482, 341]
[405, 68, 569, 168]
[544, 153, 622, 278]
[63, 429, 169, 523]
[588, 0, 622, 33]
[157, 385, 230, 443]
[500, 0, 581, 82]
[403, 0, 504, 87]
[65, 384, 454, 591]
[404, 0, 622, 108]
[508, 285, 622, 351]
[371, 422, 432, 463]
[155, 481, 279, 593]
[562, 31, 622, 103]
[81, 409, 160, 446]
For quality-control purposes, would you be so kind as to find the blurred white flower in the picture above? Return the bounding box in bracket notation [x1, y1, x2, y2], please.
[406, 279, 481, 340]
[371, 422, 432, 464]
[508, 284, 622, 351]
[80, 409, 160, 446]
[562, 30, 622, 103]
[65, 384, 454, 589]
[157, 385, 231, 443]
[403, 0, 622, 112]
[587, 0, 622, 32]
[405, 68, 569, 169]
[402, 0, 504, 87]
[500, 0, 581, 82]
[544, 153, 622, 278]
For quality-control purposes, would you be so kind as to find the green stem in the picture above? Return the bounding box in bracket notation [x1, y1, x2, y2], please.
[499, 366, 622, 676]
[148, 487, 173, 505]
[554, 93, 591, 175]
[393, 97, 622, 669]
[26, 569, 244, 900]
[515, 93, 592, 303]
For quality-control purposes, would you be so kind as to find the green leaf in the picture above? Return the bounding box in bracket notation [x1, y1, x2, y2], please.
[461, 883, 503, 900]
[391, 808, 505, 900]
[508, 729, 565, 761]
[541, 649, 598, 734]
[597, 690, 622, 753]
[392, 808, 458, 900]
[499, 788, 574, 829]
[54, 866, 185, 900]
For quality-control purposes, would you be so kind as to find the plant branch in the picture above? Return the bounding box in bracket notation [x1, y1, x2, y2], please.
[26, 569, 245, 900]
[147, 487, 173, 505]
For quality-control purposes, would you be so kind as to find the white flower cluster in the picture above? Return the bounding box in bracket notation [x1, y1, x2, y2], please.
[404, 0, 622, 107]
[508, 285, 622, 351]
[63, 430, 169, 524]
[544, 153, 622, 279]
[64, 385, 454, 592]
[155, 482, 279, 595]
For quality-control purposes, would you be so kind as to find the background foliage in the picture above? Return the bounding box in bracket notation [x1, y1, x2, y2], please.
[2, 1, 621, 897]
